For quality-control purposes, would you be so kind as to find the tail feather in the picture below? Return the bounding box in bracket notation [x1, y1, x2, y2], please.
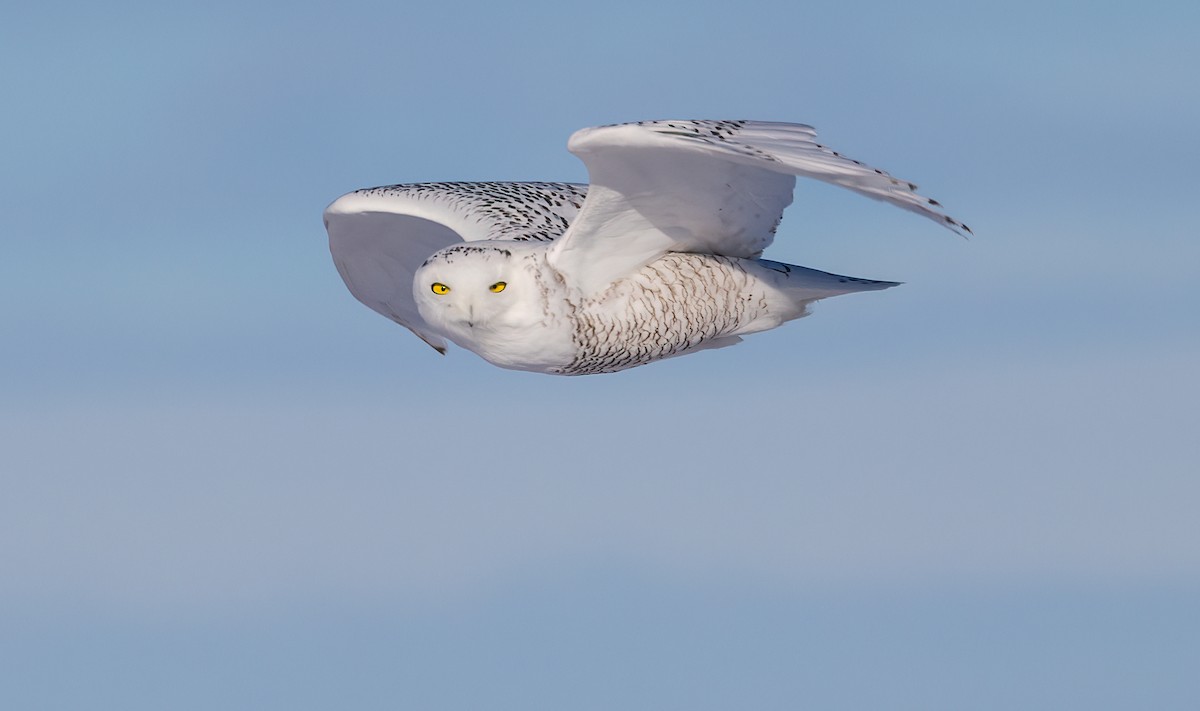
[758, 259, 900, 299]
[740, 258, 899, 328]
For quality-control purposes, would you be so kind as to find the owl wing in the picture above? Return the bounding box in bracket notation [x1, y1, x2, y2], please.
[547, 120, 970, 295]
[325, 181, 588, 352]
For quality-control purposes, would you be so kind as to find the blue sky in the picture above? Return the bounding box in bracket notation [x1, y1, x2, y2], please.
[2, 1, 1198, 709]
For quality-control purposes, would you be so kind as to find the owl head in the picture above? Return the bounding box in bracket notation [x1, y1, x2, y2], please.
[413, 241, 552, 352]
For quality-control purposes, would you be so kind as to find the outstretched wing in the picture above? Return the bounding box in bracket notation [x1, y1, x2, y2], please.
[547, 120, 969, 295]
[325, 181, 587, 352]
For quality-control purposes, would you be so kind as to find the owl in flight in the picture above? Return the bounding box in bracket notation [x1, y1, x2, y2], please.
[325, 120, 967, 375]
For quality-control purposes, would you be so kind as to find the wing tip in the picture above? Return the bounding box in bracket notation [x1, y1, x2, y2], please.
[414, 330, 449, 354]
[941, 213, 973, 239]
[323, 190, 373, 220]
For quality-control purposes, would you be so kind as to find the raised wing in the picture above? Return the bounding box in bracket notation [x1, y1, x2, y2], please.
[325, 181, 587, 351]
[547, 120, 969, 295]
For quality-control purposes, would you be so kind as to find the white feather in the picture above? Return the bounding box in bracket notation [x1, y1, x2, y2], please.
[548, 120, 969, 295]
[324, 120, 967, 374]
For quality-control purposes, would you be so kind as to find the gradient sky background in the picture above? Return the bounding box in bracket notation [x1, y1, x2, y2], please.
[3, 0, 1198, 709]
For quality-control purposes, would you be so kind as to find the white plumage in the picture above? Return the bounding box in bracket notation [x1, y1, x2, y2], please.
[325, 120, 967, 375]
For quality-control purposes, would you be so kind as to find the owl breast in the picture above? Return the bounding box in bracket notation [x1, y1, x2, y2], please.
[555, 254, 773, 375]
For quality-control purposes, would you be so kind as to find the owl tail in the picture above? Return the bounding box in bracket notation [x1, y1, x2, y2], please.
[748, 258, 899, 325]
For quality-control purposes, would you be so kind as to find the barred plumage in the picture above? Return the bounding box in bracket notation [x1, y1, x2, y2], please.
[326, 120, 965, 374]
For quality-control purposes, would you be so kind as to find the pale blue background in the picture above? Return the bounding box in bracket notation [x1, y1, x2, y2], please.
[3, 1, 1198, 709]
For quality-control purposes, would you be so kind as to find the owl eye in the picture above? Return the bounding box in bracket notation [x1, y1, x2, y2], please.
[431, 282, 451, 295]
[489, 281, 507, 293]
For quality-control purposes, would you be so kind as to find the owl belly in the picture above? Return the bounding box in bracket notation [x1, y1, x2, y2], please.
[555, 254, 785, 375]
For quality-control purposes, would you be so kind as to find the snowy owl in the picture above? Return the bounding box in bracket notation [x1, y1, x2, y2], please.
[325, 120, 968, 375]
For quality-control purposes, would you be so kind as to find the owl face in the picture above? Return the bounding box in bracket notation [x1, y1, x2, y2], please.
[413, 242, 548, 349]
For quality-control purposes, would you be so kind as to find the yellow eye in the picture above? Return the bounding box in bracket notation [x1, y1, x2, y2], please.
[431, 282, 450, 295]
[489, 281, 507, 293]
